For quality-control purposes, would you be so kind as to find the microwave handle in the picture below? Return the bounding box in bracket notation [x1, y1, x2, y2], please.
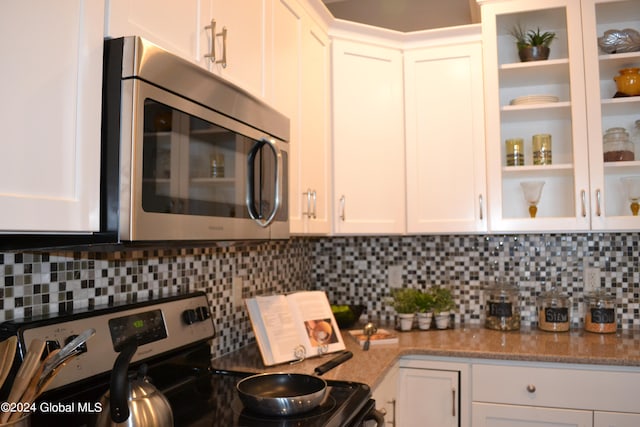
[246, 138, 282, 227]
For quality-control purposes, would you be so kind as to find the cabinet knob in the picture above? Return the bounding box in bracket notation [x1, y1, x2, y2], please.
[526, 384, 536, 393]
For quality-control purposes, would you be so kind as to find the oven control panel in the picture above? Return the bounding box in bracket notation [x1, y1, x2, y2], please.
[11, 292, 215, 391]
[109, 309, 168, 351]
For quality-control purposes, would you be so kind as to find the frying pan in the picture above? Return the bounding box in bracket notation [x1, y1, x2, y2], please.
[236, 350, 353, 416]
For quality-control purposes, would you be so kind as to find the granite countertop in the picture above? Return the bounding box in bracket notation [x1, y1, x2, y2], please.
[211, 326, 640, 390]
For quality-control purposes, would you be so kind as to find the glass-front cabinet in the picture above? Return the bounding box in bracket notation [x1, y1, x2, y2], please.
[582, 0, 640, 230]
[480, 0, 640, 232]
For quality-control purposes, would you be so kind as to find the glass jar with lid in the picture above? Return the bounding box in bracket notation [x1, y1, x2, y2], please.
[603, 127, 634, 162]
[537, 288, 570, 332]
[630, 119, 640, 153]
[483, 281, 520, 331]
[583, 290, 617, 333]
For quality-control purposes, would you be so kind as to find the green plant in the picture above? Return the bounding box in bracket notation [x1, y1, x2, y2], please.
[510, 25, 556, 49]
[416, 290, 435, 313]
[388, 288, 420, 314]
[431, 286, 455, 314]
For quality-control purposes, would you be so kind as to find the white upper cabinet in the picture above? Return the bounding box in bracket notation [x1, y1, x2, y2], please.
[481, 0, 591, 232]
[272, 0, 331, 235]
[106, 0, 267, 98]
[331, 39, 406, 235]
[106, 0, 207, 65]
[271, 0, 331, 235]
[581, 0, 640, 231]
[480, 0, 640, 233]
[0, 0, 104, 233]
[404, 30, 487, 233]
[298, 19, 331, 234]
[207, 0, 267, 98]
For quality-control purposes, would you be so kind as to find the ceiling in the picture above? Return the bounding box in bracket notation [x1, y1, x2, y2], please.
[321, 0, 481, 32]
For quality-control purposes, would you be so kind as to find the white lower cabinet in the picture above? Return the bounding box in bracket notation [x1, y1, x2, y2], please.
[472, 362, 640, 427]
[375, 357, 640, 427]
[372, 362, 398, 426]
[396, 357, 471, 427]
[472, 402, 592, 427]
[594, 412, 640, 427]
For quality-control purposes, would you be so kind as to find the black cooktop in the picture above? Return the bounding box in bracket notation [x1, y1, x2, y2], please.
[167, 369, 373, 427]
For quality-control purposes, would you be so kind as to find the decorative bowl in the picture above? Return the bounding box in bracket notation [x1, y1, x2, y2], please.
[598, 28, 640, 54]
[331, 304, 365, 329]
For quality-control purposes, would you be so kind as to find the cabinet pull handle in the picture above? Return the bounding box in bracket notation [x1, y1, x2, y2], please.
[303, 189, 312, 218]
[526, 384, 536, 393]
[339, 195, 346, 221]
[204, 20, 228, 68]
[596, 189, 602, 217]
[219, 26, 228, 68]
[387, 398, 396, 426]
[204, 19, 217, 62]
[479, 194, 483, 220]
[580, 190, 586, 217]
[312, 190, 317, 219]
[451, 387, 456, 417]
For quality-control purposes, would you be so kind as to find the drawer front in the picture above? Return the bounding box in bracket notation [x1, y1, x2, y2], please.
[472, 363, 640, 412]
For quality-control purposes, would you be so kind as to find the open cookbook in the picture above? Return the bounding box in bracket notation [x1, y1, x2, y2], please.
[245, 291, 346, 366]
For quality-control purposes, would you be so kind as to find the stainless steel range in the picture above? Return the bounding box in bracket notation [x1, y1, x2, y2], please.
[0, 292, 380, 426]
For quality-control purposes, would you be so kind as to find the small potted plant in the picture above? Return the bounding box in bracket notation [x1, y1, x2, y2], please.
[431, 286, 455, 329]
[510, 24, 556, 62]
[388, 288, 419, 331]
[416, 290, 435, 330]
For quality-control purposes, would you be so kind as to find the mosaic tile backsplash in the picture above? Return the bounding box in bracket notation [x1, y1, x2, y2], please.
[0, 233, 638, 359]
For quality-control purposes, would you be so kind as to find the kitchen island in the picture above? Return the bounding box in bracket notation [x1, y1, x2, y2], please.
[212, 325, 640, 389]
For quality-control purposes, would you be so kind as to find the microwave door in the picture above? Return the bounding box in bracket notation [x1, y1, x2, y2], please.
[247, 138, 281, 228]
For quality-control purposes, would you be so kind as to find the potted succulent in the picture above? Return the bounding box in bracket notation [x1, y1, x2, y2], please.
[510, 24, 556, 62]
[431, 286, 455, 329]
[416, 290, 435, 330]
[388, 288, 419, 331]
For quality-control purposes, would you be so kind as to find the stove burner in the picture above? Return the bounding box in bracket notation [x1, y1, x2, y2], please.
[235, 394, 337, 426]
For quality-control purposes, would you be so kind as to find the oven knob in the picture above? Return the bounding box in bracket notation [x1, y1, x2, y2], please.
[182, 309, 198, 325]
[196, 306, 211, 321]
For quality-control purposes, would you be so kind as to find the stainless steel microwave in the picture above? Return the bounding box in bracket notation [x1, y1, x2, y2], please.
[102, 36, 289, 242]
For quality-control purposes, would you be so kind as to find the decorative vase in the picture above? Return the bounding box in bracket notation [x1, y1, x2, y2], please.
[397, 313, 415, 331]
[417, 312, 433, 330]
[614, 67, 640, 96]
[435, 312, 450, 329]
[518, 45, 550, 62]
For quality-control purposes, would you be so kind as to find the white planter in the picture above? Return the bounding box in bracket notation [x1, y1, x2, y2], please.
[435, 312, 450, 329]
[417, 312, 433, 330]
[397, 313, 415, 331]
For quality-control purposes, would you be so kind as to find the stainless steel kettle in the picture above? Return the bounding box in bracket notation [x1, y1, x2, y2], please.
[95, 340, 173, 427]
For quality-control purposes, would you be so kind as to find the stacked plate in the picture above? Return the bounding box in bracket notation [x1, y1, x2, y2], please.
[510, 95, 559, 105]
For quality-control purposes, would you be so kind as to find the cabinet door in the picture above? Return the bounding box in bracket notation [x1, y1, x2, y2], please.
[472, 402, 592, 427]
[397, 367, 459, 427]
[481, 0, 591, 232]
[273, 0, 331, 235]
[404, 39, 487, 233]
[299, 18, 331, 234]
[208, 0, 267, 97]
[372, 363, 398, 426]
[0, 0, 103, 232]
[106, 0, 206, 66]
[581, 0, 640, 231]
[331, 40, 405, 235]
[594, 411, 640, 427]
